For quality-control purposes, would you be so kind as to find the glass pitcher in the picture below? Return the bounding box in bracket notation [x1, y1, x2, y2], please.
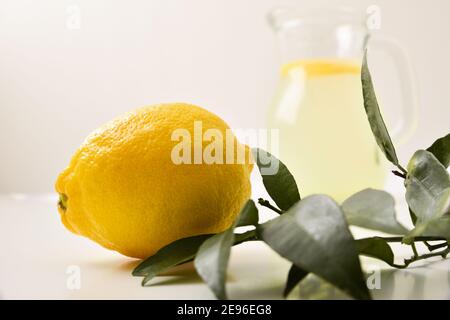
[266, 6, 418, 202]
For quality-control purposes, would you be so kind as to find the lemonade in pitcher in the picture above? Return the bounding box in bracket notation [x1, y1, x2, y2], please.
[266, 7, 417, 202]
[268, 59, 386, 201]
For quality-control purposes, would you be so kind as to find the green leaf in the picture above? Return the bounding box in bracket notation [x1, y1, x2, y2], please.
[194, 200, 258, 300]
[252, 148, 300, 211]
[404, 188, 450, 242]
[409, 208, 418, 226]
[405, 150, 450, 222]
[132, 234, 212, 283]
[284, 236, 396, 296]
[356, 237, 394, 266]
[298, 274, 350, 300]
[283, 265, 309, 297]
[361, 51, 400, 168]
[342, 189, 408, 235]
[403, 151, 450, 243]
[194, 230, 234, 300]
[258, 195, 371, 300]
[427, 133, 450, 168]
[235, 200, 259, 227]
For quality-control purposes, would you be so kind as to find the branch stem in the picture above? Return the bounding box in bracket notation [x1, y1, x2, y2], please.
[358, 236, 450, 269]
[392, 170, 407, 179]
[424, 241, 449, 251]
[411, 242, 419, 258]
[393, 246, 450, 269]
[361, 236, 448, 243]
[257, 198, 283, 215]
[233, 229, 259, 246]
[397, 164, 408, 175]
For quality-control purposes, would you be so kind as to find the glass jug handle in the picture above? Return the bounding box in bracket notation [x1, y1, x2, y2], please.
[369, 35, 420, 145]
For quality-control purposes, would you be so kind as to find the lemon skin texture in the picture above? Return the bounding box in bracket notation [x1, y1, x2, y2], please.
[55, 103, 253, 259]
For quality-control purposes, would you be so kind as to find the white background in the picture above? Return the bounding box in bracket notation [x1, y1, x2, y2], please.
[1, 0, 450, 300]
[1, 0, 449, 193]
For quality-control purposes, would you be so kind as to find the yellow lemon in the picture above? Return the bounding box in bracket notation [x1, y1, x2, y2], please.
[55, 103, 253, 259]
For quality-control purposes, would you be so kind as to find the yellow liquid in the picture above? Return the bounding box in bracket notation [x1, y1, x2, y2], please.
[267, 59, 387, 202]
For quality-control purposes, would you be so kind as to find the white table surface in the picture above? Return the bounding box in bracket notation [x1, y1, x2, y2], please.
[1, 175, 450, 300]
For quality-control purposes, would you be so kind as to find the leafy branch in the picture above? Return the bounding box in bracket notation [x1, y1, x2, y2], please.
[132, 51, 450, 300]
[395, 246, 450, 269]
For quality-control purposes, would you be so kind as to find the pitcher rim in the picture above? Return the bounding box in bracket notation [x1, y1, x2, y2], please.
[267, 6, 367, 32]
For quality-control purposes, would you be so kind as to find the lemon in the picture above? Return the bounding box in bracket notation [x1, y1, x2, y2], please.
[55, 103, 253, 259]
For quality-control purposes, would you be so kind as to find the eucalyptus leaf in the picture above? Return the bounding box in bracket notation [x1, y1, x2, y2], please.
[361, 52, 400, 168]
[132, 234, 213, 283]
[194, 200, 258, 300]
[258, 195, 371, 300]
[356, 237, 394, 266]
[405, 150, 450, 222]
[427, 133, 450, 168]
[342, 188, 408, 235]
[283, 265, 309, 297]
[252, 148, 300, 211]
